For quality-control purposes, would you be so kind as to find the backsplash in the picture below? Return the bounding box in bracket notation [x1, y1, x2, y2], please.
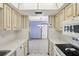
[48, 28, 69, 42]
[0, 31, 17, 46]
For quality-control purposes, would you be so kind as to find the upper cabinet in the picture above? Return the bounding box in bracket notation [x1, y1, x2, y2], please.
[48, 16, 54, 28]
[4, 4, 11, 30]
[16, 13, 22, 30]
[54, 9, 64, 31]
[54, 3, 77, 31]
[58, 9, 64, 30]
[11, 9, 17, 30]
[64, 4, 76, 20]
[21, 16, 28, 29]
[76, 3, 79, 16]
[0, 4, 3, 8]
[54, 14, 60, 30]
[0, 3, 28, 31]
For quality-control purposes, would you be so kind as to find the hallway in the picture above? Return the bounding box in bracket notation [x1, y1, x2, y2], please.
[28, 39, 48, 56]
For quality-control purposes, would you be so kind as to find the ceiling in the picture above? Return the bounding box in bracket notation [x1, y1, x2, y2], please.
[20, 10, 57, 16]
[11, 3, 65, 16]
[29, 16, 48, 21]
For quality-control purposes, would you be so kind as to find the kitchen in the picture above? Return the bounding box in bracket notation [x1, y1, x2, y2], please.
[0, 3, 79, 56]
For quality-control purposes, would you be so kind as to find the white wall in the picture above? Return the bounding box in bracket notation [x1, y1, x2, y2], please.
[29, 16, 48, 21]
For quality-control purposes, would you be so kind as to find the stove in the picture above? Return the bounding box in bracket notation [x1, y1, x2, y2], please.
[0, 50, 10, 56]
[56, 44, 79, 56]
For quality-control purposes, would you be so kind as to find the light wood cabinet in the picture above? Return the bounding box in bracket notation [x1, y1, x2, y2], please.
[54, 3, 76, 31]
[54, 14, 60, 30]
[65, 3, 76, 20]
[58, 9, 64, 30]
[0, 4, 28, 30]
[76, 3, 79, 16]
[19, 15, 22, 30]
[48, 16, 54, 28]
[16, 13, 21, 30]
[11, 9, 22, 30]
[21, 16, 28, 29]
[16, 45, 24, 56]
[48, 39, 51, 55]
[3, 4, 11, 30]
[48, 39, 55, 56]
[3, 4, 23, 30]
[0, 8, 3, 30]
[11, 9, 17, 30]
[0, 3, 3, 8]
[23, 42, 28, 56]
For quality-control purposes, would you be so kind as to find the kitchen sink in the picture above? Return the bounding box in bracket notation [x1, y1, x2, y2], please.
[56, 44, 79, 56]
[0, 50, 11, 56]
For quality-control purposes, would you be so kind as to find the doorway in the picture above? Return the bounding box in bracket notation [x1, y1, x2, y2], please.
[29, 21, 42, 39]
[29, 16, 48, 40]
[28, 16, 48, 56]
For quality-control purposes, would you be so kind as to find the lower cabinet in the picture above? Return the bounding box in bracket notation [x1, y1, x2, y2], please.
[23, 41, 28, 56]
[15, 42, 28, 56]
[10, 51, 16, 56]
[16, 45, 24, 56]
[48, 39, 50, 55]
[53, 47, 61, 56]
[48, 39, 54, 56]
[48, 40, 62, 56]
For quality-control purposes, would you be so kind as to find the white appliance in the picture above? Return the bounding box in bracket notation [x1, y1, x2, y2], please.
[63, 17, 79, 38]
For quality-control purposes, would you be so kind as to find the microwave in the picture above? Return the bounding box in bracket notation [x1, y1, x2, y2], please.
[63, 17, 79, 38]
[64, 25, 79, 33]
[73, 25, 79, 33]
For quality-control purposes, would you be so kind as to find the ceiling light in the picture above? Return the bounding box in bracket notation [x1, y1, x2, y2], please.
[35, 12, 42, 14]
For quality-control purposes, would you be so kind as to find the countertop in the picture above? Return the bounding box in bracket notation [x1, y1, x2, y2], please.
[49, 38, 69, 44]
[0, 38, 27, 56]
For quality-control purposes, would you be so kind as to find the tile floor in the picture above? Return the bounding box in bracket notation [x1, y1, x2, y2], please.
[28, 39, 48, 56]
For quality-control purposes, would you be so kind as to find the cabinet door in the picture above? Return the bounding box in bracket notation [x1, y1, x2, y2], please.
[3, 4, 7, 30]
[21, 16, 28, 29]
[18, 14, 21, 30]
[11, 10, 17, 30]
[0, 7, 3, 30]
[23, 42, 28, 56]
[3, 4, 11, 30]
[48, 16, 54, 28]
[48, 40, 50, 55]
[10, 51, 16, 56]
[59, 9, 64, 30]
[6, 5, 11, 30]
[65, 4, 76, 20]
[54, 14, 60, 30]
[16, 45, 24, 56]
[53, 47, 61, 56]
[0, 3, 3, 8]
[77, 4, 79, 16]
[24, 16, 27, 29]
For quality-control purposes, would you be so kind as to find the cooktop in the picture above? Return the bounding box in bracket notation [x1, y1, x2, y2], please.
[0, 50, 10, 56]
[56, 44, 79, 56]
